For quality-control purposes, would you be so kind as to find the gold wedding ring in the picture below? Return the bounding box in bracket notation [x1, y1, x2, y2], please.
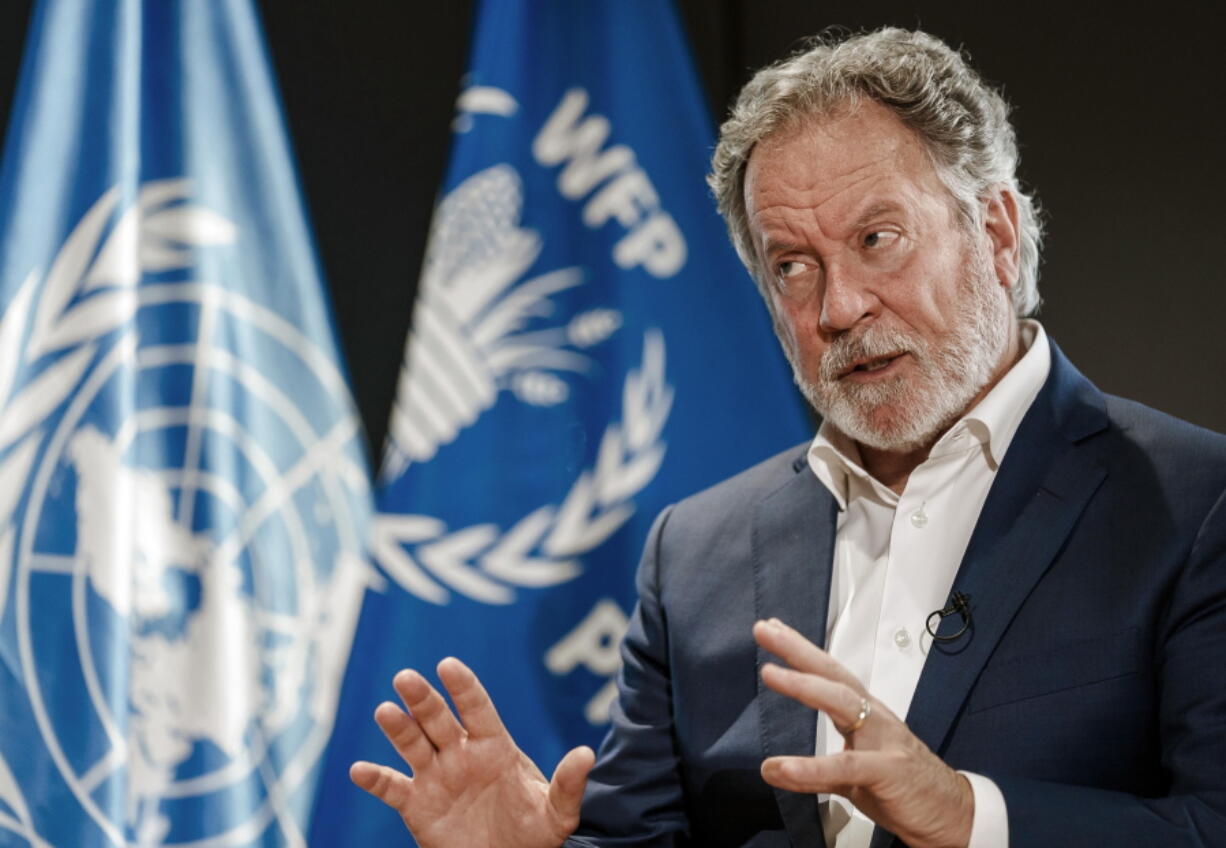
[840, 697, 872, 734]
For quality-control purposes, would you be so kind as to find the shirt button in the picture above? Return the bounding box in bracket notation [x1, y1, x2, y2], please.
[909, 509, 928, 529]
[893, 628, 912, 649]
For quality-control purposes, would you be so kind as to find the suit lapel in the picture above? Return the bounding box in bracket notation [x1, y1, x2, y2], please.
[753, 461, 838, 848]
[905, 343, 1110, 757]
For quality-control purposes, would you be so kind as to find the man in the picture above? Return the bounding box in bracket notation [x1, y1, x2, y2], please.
[350, 28, 1226, 847]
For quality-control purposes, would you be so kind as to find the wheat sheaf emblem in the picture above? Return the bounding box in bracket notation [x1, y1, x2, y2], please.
[375, 164, 673, 605]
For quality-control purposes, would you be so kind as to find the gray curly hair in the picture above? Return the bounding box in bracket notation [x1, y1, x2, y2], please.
[709, 27, 1043, 317]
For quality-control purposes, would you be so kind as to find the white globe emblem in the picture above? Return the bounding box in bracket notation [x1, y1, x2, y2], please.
[3, 184, 371, 847]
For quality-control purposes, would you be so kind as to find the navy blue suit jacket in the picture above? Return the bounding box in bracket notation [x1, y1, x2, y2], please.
[567, 343, 1226, 847]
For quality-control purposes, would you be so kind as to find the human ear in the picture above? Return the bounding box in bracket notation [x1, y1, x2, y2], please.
[982, 185, 1020, 290]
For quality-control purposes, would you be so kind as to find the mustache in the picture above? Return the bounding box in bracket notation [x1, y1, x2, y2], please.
[819, 326, 920, 382]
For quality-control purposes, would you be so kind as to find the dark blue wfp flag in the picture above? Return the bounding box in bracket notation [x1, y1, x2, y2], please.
[0, 1, 373, 846]
[311, 0, 809, 842]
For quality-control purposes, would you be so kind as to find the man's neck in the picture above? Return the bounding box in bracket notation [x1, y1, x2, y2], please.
[859, 442, 934, 495]
[858, 324, 1023, 496]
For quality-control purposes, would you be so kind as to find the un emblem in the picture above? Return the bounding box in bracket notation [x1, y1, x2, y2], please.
[0, 181, 372, 845]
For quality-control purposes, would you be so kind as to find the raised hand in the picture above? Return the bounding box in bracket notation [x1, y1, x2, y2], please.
[753, 618, 974, 848]
[350, 657, 595, 848]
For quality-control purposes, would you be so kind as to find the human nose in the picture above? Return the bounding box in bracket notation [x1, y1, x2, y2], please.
[818, 261, 877, 333]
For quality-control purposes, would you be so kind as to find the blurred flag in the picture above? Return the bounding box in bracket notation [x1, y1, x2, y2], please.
[0, 1, 373, 846]
[310, 0, 810, 842]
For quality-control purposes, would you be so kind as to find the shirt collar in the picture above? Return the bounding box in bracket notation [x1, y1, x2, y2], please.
[807, 320, 1051, 510]
[957, 319, 1049, 467]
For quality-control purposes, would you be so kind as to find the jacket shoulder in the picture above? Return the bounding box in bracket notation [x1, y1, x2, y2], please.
[644, 441, 815, 565]
[673, 440, 811, 515]
[1092, 394, 1226, 527]
[1103, 394, 1226, 469]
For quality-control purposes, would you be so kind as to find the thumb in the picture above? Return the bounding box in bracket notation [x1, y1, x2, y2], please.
[548, 745, 595, 823]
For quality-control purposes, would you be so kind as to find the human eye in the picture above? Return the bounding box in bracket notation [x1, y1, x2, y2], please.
[778, 260, 807, 278]
[772, 260, 818, 298]
[862, 229, 901, 250]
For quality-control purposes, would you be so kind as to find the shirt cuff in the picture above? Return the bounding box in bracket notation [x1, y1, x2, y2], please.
[959, 770, 1008, 848]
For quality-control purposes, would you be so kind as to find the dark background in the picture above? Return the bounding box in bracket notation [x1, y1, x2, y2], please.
[1, 1, 1223, 460]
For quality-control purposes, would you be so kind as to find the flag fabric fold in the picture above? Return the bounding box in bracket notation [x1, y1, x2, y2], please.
[0, 1, 373, 845]
[311, 0, 810, 843]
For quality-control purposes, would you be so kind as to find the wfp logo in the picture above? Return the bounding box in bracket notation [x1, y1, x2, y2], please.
[0, 181, 371, 846]
[373, 86, 677, 607]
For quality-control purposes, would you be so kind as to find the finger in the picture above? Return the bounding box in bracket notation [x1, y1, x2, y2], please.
[548, 746, 595, 823]
[350, 760, 414, 812]
[753, 619, 864, 693]
[760, 663, 870, 733]
[437, 657, 509, 740]
[374, 701, 435, 774]
[761, 750, 892, 795]
[393, 668, 465, 750]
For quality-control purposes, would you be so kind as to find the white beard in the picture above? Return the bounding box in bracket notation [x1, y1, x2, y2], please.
[789, 248, 1013, 452]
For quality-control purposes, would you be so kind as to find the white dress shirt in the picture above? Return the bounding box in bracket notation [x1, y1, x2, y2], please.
[807, 321, 1051, 848]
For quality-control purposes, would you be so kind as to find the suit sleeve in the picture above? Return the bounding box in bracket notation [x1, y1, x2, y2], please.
[991, 485, 1226, 846]
[566, 505, 691, 848]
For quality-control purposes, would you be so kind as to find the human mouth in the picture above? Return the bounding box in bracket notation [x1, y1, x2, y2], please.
[839, 352, 907, 380]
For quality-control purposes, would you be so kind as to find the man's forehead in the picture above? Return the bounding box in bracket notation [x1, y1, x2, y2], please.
[744, 103, 949, 227]
[749, 104, 927, 187]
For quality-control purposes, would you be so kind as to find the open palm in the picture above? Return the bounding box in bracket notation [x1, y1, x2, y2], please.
[350, 658, 594, 848]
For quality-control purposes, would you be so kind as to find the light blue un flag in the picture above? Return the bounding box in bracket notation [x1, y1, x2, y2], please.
[0, 1, 373, 846]
[310, 0, 810, 842]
